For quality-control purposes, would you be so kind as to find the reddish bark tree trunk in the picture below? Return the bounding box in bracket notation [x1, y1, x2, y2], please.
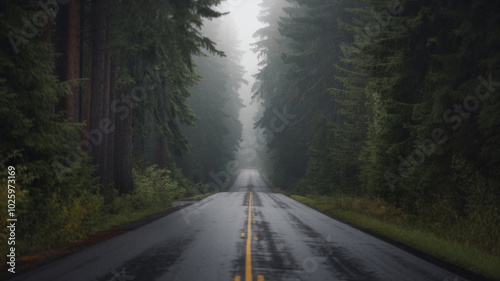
[106, 58, 116, 184]
[81, 0, 91, 153]
[54, 4, 68, 113]
[83, 58, 91, 152]
[66, 0, 81, 122]
[101, 9, 112, 184]
[89, 0, 107, 172]
[42, 14, 51, 42]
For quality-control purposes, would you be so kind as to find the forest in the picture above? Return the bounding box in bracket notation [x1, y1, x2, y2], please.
[1, 0, 245, 254]
[1, 0, 499, 279]
[252, 0, 499, 265]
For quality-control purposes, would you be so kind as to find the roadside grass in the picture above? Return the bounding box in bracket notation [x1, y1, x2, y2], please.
[0, 189, 216, 275]
[181, 192, 216, 201]
[270, 187, 290, 196]
[92, 191, 216, 233]
[15, 192, 213, 258]
[0, 165, 217, 262]
[291, 194, 500, 281]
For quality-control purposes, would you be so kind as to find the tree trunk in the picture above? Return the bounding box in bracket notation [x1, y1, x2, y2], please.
[81, 0, 91, 153]
[100, 8, 111, 184]
[83, 59, 91, 152]
[54, 3, 68, 113]
[106, 58, 116, 185]
[155, 135, 166, 169]
[144, 121, 156, 167]
[113, 88, 134, 194]
[66, 0, 81, 122]
[42, 10, 51, 43]
[89, 0, 107, 174]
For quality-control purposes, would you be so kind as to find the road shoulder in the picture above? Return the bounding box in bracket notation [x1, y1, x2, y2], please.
[288, 194, 496, 281]
[0, 194, 215, 280]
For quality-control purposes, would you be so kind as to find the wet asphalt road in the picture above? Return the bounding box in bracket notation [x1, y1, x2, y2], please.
[12, 169, 468, 281]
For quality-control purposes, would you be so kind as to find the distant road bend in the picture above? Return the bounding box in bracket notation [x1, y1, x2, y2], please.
[13, 169, 469, 281]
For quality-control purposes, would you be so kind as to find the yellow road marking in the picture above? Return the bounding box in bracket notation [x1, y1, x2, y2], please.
[234, 276, 241, 281]
[257, 275, 264, 281]
[246, 191, 253, 281]
[252, 221, 256, 224]
[241, 232, 245, 238]
[254, 236, 259, 241]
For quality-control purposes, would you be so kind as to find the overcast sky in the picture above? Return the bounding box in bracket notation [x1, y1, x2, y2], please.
[222, 0, 264, 102]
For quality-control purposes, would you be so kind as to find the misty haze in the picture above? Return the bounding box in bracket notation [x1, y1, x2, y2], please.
[1, 0, 499, 281]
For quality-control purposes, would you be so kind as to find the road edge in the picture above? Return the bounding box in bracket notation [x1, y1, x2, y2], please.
[0, 193, 216, 280]
[287, 195, 494, 281]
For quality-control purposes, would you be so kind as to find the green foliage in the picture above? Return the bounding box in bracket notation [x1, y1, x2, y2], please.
[131, 165, 187, 210]
[0, 0, 227, 257]
[252, 0, 307, 189]
[0, 163, 192, 258]
[99, 165, 191, 231]
[255, 0, 500, 267]
[0, 156, 103, 254]
[449, 154, 500, 255]
[0, 0, 102, 254]
[111, 0, 228, 165]
[291, 194, 500, 280]
[180, 17, 245, 183]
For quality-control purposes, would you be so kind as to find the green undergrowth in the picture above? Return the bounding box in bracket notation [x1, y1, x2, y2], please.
[0, 165, 215, 260]
[291, 194, 500, 281]
[181, 192, 216, 201]
[270, 187, 291, 196]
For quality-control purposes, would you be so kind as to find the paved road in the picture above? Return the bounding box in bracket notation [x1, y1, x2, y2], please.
[12, 169, 468, 281]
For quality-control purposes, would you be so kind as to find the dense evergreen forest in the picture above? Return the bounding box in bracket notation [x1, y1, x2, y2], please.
[0, 0, 245, 253]
[253, 0, 499, 257]
[1, 0, 499, 276]
[181, 17, 246, 185]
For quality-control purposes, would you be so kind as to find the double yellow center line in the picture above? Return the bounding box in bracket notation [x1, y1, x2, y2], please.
[235, 191, 264, 281]
[246, 191, 253, 281]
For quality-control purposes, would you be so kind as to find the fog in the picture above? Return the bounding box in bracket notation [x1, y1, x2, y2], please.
[220, 0, 269, 169]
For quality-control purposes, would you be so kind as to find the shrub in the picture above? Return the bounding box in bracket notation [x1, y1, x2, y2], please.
[132, 165, 187, 210]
